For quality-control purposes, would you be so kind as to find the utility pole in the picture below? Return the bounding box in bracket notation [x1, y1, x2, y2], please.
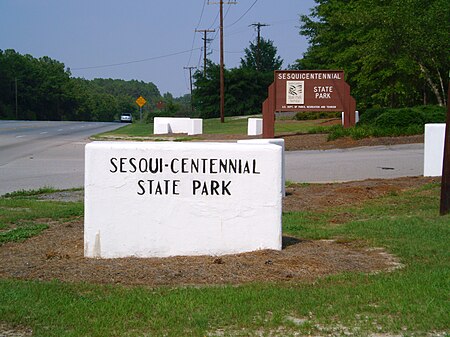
[250, 22, 269, 71]
[15, 78, 18, 120]
[208, 1, 237, 123]
[440, 75, 450, 215]
[184, 66, 197, 113]
[195, 29, 215, 76]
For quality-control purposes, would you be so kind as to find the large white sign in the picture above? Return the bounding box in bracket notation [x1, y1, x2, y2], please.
[85, 141, 283, 258]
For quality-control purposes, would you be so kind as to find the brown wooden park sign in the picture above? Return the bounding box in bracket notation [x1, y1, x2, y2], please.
[262, 70, 356, 138]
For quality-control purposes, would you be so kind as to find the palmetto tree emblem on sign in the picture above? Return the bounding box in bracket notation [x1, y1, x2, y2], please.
[286, 81, 304, 104]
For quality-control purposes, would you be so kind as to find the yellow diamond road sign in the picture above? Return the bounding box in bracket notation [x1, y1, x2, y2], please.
[136, 96, 146, 107]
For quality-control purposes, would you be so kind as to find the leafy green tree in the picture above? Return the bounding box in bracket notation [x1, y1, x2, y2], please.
[0, 50, 163, 122]
[240, 37, 283, 71]
[0, 49, 74, 120]
[192, 61, 222, 119]
[296, 0, 449, 108]
[226, 67, 273, 116]
[193, 38, 283, 119]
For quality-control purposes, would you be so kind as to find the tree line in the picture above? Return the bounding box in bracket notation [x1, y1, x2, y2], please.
[0, 49, 162, 121]
[193, 0, 448, 118]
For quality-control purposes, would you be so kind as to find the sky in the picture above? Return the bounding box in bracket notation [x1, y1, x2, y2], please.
[0, 0, 316, 97]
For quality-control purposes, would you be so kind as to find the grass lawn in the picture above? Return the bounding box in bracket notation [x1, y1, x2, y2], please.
[0, 188, 82, 244]
[0, 184, 449, 336]
[95, 117, 332, 139]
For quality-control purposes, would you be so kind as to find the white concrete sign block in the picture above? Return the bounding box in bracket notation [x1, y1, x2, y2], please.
[248, 118, 263, 136]
[237, 139, 285, 197]
[85, 141, 282, 258]
[424, 123, 446, 176]
[154, 122, 169, 134]
[189, 118, 203, 135]
[153, 117, 203, 135]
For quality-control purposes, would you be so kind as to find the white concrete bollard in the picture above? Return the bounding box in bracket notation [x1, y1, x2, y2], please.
[247, 118, 263, 136]
[424, 123, 446, 176]
[237, 139, 285, 197]
[341, 111, 359, 125]
[85, 141, 282, 258]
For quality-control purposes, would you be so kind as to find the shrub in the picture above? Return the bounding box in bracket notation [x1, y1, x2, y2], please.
[358, 108, 386, 125]
[374, 108, 425, 128]
[309, 105, 444, 141]
[416, 105, 446, 124]
[307, 124, 342, 135]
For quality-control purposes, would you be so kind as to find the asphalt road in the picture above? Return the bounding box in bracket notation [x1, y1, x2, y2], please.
[0, 120, 124, 195]
[285, 143, 424, 183]
[0, 120, 425, 194]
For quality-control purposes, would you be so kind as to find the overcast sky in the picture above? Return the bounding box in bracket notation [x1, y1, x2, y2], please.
[0, 0, 316, 97]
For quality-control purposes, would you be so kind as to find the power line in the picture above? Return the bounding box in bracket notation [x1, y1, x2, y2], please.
[210, 3, 233, 43]
[208, 10, 220, 30]
[187, 0, 208, 66]
[226, 0, 258, 28]
[208, 0, 257, 48]
[212, 48, 244, 54]
[71, 48, 201, 71]
[196, 49, 203, 69]
[194, 0, 208, 29]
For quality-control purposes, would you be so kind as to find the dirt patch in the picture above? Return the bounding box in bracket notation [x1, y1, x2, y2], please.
[283, 176, 437, 212]
[0, 176, 437, 287]
[38, 190, 84, 203]
[0, 323, 32, 337]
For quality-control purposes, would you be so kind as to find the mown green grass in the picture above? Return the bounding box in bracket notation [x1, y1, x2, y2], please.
[95, 117, 335, 138]
[0, 183, 448, 336]
[0, 189, 83, 244]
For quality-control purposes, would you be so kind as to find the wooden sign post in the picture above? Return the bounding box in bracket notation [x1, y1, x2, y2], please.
[263, 70, 356, 138]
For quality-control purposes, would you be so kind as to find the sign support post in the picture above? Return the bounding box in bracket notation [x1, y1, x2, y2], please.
[135, 96, 147, 122]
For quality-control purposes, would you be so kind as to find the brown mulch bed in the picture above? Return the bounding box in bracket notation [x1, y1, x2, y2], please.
[190, 118, 424, 151]
[283, 133, 423, 151]
[0, 175, 436, 287]
[193, 132, 423, 151]
[175, 133, 424, 152]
